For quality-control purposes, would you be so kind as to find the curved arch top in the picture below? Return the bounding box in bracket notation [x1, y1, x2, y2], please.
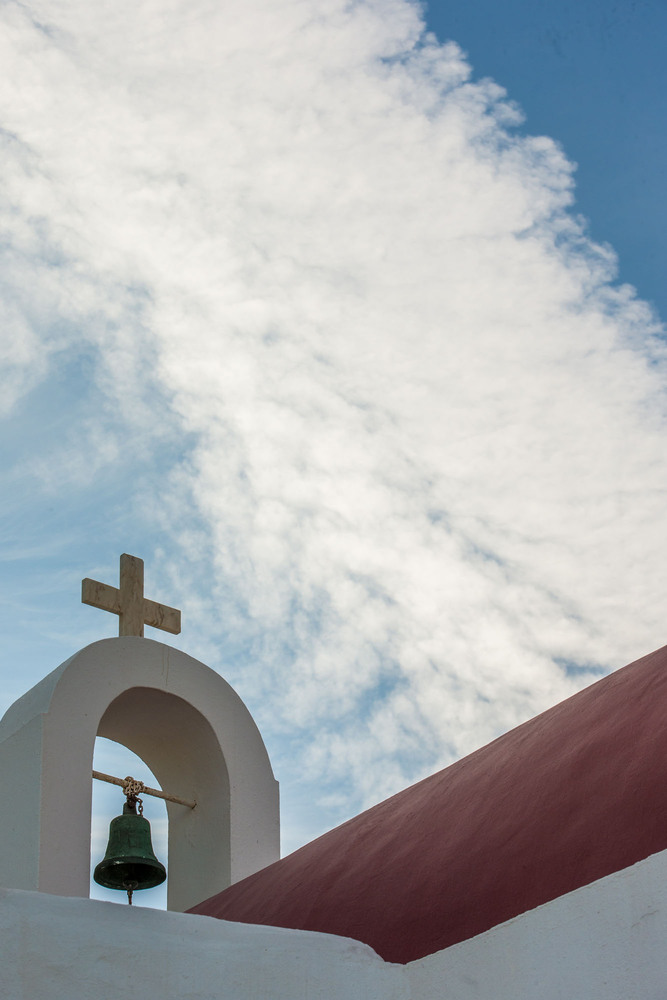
[0, 638, 280, 910]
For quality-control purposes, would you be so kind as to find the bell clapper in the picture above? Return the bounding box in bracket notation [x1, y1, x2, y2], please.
[125, 880, 138, 905]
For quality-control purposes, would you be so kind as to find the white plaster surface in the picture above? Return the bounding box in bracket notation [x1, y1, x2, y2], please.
[0, 638, 279, 911]
[3, 850, 667, 999]
[408, 847, 667, 1000]
[0, 888, 404, 1000]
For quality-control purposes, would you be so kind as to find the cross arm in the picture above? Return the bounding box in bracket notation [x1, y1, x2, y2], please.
[143, 597, 181, 635]
[81, 578, 121, 615]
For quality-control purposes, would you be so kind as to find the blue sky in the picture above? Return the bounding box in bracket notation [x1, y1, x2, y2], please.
[1, 0, 666, 906]
[424, 0, 667, 322]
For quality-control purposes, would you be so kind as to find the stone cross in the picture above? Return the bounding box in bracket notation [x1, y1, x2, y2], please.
[82, 553, 181, 637]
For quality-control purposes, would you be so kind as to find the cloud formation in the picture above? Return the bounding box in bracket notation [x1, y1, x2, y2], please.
[2, 0, 666, 838]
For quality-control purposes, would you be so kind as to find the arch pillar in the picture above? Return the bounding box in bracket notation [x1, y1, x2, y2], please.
[0, 638, 279, 911]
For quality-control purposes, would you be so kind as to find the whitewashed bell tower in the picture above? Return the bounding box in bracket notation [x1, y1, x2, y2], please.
[0, 554, 280, 911]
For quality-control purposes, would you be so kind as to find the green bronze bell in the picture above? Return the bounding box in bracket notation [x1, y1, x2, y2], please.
[94, 797, 166, 903]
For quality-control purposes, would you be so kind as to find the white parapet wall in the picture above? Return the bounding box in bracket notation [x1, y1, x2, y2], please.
[0, 888, 405, 1000]
[2, 848, 667, 1000]
[408, 846, 667, 1000]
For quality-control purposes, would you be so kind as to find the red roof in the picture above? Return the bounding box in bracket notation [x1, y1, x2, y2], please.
[189, 644, 667, 963]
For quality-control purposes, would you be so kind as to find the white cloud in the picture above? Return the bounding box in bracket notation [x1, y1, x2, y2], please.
[1, 0, 665, 841]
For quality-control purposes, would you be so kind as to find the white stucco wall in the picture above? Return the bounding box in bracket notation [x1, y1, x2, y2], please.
[0, 638, 279, 911]
[2, 848, 667, 999]
[408, 847, 667, 1000]
[0, 888, 404, 1000]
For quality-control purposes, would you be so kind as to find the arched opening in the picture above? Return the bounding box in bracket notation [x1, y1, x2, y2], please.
[91, 737, 169, 909]
[96, 686, 231, 911]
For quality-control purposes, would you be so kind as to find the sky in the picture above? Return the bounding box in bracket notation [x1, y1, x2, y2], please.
[1, 0, 666, 906]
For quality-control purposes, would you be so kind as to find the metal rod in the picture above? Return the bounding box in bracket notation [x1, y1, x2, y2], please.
[92, 770, 196, 809]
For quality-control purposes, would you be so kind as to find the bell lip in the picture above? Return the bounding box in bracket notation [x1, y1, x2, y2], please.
[93, 856, 167, 891]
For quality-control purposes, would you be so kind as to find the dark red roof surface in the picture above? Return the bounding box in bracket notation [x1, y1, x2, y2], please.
[189, 644, 667, 963]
